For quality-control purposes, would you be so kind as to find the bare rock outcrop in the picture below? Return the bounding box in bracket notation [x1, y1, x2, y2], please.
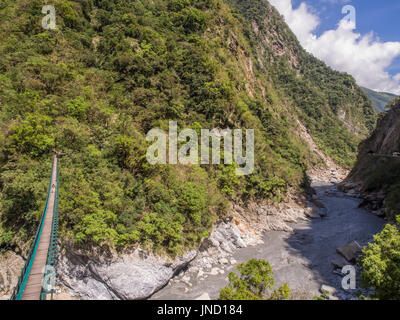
[336, 241, 362, 262]
[0, 251, 24, 300]
[57, 216, 262, 300]
[58, 248, 197, 300]
[57, 192, 327, 300]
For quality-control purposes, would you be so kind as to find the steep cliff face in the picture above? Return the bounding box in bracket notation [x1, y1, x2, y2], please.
[342, 98, 400, 220]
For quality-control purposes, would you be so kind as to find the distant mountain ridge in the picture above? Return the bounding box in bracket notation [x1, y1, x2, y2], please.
[362, 87, 397, 113]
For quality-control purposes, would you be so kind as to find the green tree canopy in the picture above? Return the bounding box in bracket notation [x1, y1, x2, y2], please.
[219, 259, 290, 300]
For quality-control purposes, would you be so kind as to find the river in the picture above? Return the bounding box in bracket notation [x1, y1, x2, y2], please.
[150, 179, 385, 300]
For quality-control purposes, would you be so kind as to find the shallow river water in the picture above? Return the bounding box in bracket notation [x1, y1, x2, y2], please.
[151, 180, 385, 300]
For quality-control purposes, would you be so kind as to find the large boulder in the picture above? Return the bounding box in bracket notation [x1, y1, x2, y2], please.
[331, 256, 348, 269]
[336, 241, 362, 262]
[321, 284, 337, 296]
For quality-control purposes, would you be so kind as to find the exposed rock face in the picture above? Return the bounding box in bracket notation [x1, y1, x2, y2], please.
[341, 98, 400, 219]
[186, 218, 263, 273]
[237, 199, 325, 234]
[0, 251, 24, 300]
[200, 219, 261, 253]
[362, 103, 400, 156]
[295, 120, 348, 183]
[57, 216, 263, 300]
[57, 197, 324, 300]
[58, 248, 197, 300]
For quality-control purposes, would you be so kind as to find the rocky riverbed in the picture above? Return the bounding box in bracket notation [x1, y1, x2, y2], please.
[150, 179, 385, 300]
[55, 197, 324, 300]
[0, 178, 385, 301]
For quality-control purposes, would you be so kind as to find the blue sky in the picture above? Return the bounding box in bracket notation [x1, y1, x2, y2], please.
[294, 0, 400, 76]
[270, 0, 400, 94]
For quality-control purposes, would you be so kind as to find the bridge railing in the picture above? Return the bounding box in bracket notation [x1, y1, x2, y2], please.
[41, 165, 60, 300]
[10, 160, 55, 300]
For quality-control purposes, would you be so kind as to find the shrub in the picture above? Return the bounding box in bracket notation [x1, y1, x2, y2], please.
[134, 212, 184, 254]
[359, 218, 400, 300]
[179, 181, 207, 224]
[219, 259, 290, 300]
[0, 228, 14, 250]
[74, 209, 118, 245]
[9, 113, 55, 157]
[181, 8, 207, 33]
[67, 97, 91, 120]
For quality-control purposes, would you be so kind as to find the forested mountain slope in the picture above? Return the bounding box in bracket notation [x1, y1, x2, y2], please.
[0, 0, 375, 256]
[362, 87, 397, 113]
[343, 98, 400, 221]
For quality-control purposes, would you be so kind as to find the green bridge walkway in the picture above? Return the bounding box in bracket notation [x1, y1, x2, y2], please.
[11, 154, 60, 300]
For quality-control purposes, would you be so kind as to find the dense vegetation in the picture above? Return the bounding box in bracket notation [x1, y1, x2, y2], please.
[347, 98, 400, 221]
[349, 98, 400, 300]
[362, 87, 397, 113]
[219, 259, 290, 300]
[229, 0, 376, 167]
[360, 216, 400, 300]
[0, 0, 375, 255]
[363, 159, 400, 221]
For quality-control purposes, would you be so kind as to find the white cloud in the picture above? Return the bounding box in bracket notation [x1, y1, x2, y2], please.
[269, 0, 400, 94]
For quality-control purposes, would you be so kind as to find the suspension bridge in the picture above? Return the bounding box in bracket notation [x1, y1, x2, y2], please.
[368, 151, 400, 159]
[10, 154, 60, 300]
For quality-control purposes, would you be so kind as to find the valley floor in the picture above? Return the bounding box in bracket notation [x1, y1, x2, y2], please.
[150, 179, 385, 300]
[1, 171, 386, 300]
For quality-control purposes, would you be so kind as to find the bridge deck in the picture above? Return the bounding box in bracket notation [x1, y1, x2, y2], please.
[371, 153, 400, 158]
[21, 156, 58, 300]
